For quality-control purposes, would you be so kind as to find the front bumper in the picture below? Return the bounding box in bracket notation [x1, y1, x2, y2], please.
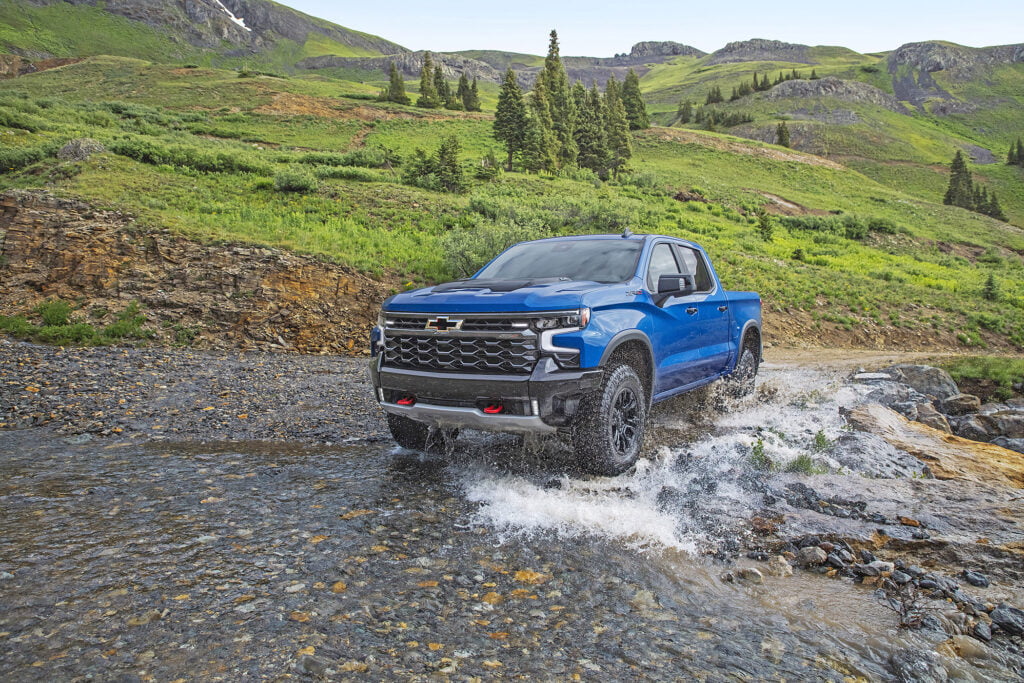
[369, 357, 603, 434]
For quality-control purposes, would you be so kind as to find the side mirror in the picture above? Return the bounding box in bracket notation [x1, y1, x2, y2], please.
[657, 273, 695, 296]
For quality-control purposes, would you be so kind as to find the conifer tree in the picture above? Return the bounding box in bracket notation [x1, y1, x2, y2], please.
[982, 273, 999, 301]
[1009, 137, 1024, 166]
[943, 150, 974, 208]
[433, 64, 454, 109]
[456, 72, 471, 108]
[776, 121, 791, 148]
[416, 52, 441, 108]
[810, 69, 819, 80]
[527, 72, 559, 172]
[985, 192, 1007, 221]
[677, 100, 693, 124]
[705, 86, 723, 105]
[604, 81, 631, 178]
[574, 82, 608, 176]
[541, 30, 577, 167]
[493, 68, 527, 170]
[621, 68, 649, 130]
[385, 62, 410, 105]
[466, 77, 481, 112]
[435, 135, 466, 193]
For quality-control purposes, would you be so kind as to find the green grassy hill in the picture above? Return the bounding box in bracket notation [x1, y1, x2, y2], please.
[0, 0, 406, 72]
[1, 57, 1022, 351]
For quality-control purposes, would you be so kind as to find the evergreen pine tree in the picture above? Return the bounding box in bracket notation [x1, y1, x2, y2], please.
[435, 135, 466, 192]
[810, 69, 819, 80]
[982, 273, 999, 301]
[433, 64, 455, 109]
[604, 80, 631, 178]
[385, 62, 410, 105]
[456, 72, 471, 109]
[986, 192, 1007, 221]
[621, 68, 649, 130]
[493, 68, 527, 170]
[776, 121, 791, 148]
[678, 100, 693, 124]
[943, 150, 974, 208]
[526, 73, 558, 172]
[730, 86, 739, 102]
[1010, 138, 1024, 167]
[541, 30, 577, 167]
[574, 82, 609, 176]
[467, 77, 481, 112]
[973, 184, 988, 213]
[416, 52, 441, 109]
[1016, 138, 1024, 166]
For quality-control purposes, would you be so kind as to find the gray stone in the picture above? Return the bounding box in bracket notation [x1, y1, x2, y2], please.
[950, 415, 992, 442]
[983, 410, 1024, 439]
[973, 620, 992, 641]
[57, 138, 105, 162]
[937, 393, 981, 416]
[915, 403, 951, 433]
[797, 546, 827, 566]
[830, 431, 930, 479]
[765, 555, 793, 577]
[885, 364, 960, 401]
[991, 437, 1024, 454]
[868, 560, 895, 573]
[852, 372, 893, 382]
[991, 603, 1024, 636]
[864, 383, 928, 414]
[962, 570, 989, 588]
[891, 570, 912, 585]
[736, 567, 764, 584]
[889, 648, 948, 683]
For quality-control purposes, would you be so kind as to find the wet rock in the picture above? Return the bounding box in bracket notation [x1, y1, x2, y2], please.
[984, 410, 1024, 439]
[937, 393, 981, 416]
[297, 654, 330, 677]
[889, 648, 948, 683]
[830, 431, 929, 479]
[852, 372, 893, 382]
[864, 383, 927, 416]
[825, 553, 846, 570]
[973, 620, 992, 641]
[797, 546, 827, 567]
[736, 568, 764, 584]
[949, 415, 992, 442]
[961, 571, 989, 588]
[891, 571, 912, 585]
[746, 550, 770, 561]
[915, 403, 951, 433]
[854, 563, 879, 577]
[885, 365, 961, 401]
[991, 436, 1024, 454]
[990, 603, 1024, 636]
[859, 549, 877, 563]
[765, 555, 793, 577]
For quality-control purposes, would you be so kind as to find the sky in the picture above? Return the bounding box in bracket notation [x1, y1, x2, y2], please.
[281, 0, 1023, 56]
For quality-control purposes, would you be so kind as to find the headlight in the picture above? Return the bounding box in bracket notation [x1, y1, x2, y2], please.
[532, 308, 590, 331]
[378, 310, 387, 328]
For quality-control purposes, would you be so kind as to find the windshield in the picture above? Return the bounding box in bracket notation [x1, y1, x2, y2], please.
[475, 240, 642, 283]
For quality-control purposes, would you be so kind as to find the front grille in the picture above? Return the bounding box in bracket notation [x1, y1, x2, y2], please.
[383, 335, 538, 374]
[386, 315, 528, 332]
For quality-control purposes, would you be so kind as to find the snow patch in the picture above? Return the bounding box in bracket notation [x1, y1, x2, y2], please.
[212, 0, 251, 32]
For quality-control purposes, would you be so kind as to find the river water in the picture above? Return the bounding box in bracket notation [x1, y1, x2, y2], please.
[1, 362, 1019, 679]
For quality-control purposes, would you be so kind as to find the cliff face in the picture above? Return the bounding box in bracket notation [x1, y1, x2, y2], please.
[762, 77, 907, 113]
[706, 39, 812, 65]
[0, 191, 391, 354]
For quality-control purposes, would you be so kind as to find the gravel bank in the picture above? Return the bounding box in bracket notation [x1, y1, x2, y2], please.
[0, 340, 386, 443]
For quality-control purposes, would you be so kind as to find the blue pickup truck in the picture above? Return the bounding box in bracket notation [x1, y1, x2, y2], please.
[369, 232, 762, 475]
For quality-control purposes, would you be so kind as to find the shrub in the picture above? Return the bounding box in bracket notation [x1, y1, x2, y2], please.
[273, 168, 319, 193]
[868, 216, 901, 234]
[296, 147, 397, 168]
[36, 299, 73, 326]
[314, 166, 383, 182]
[0, 144, 55, 173]
[109, 137, 270, 174]
[103, 301, 152, 340]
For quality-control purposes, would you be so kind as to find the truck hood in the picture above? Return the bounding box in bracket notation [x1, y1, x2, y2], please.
[384, 279, 608, 313]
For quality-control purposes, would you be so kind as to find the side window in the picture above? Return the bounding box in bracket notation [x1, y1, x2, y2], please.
[646, 243, 679, 291]
[675, 246, 714, 292]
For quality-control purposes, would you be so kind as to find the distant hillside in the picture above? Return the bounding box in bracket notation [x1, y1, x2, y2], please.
[0, 0, 406, 69]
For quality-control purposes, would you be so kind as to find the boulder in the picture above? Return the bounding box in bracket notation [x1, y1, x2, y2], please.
[991, 437, 1024, 454]
[885, 365, 960, 401]
[915, 403, 951, 433]
[990, 603, 1024, 636]
[57, 138, 105, 162]
[797, 546, 827, 566]
[830, 431, 930, 479]
[949, 415, 992, 443]
[937, 393, 981, 416]
[982, 410, 1024, 439]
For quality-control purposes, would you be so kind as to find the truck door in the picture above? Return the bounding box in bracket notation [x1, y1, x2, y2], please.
[673, 244, 732, 379]
[645, 241, 705, 392]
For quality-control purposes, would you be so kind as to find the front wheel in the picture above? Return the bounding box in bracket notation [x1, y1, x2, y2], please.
[571, 364, 648, 476]
[727, 345, 759, 398]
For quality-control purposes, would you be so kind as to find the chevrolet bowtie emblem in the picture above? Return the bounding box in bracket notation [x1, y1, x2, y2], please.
[425, 316, 464, 331]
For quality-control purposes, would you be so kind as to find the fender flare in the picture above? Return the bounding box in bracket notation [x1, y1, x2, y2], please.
[598, 330, 654, 368]
[738, 320, 763, 363]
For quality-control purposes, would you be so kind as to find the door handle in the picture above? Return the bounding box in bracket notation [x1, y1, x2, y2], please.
[718, 305, 728, 312]
[686, 307, 698, 315]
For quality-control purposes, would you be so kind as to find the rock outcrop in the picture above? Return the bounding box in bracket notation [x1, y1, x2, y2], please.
[762, 77, 907, 113]
[298, 51, 500, 82]
[706, 38, 812, 65]
[0, 191, 392, 354]
[622, 41, 705, 61]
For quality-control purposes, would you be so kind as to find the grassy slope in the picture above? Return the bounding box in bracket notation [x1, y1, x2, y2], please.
[639, 47, 1024, 227]
[1, 58, 1022, 350]
[0, 2, 391, 69]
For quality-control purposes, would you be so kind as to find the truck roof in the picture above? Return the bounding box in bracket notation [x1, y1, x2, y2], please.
[522, 233, 703, 250]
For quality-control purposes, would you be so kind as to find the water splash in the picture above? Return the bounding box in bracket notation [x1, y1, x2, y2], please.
[459, 364, 863, 553]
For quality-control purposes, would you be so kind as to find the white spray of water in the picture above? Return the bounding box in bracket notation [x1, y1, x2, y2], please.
[460, 365, 867, 552]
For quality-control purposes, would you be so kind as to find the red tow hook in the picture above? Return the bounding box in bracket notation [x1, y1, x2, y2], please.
[397, 396, 416, 406]
[483, 403, 504, 414]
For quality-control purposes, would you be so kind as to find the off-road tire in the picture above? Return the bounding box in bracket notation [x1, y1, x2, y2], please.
[727, 345, 759, 398]
[571, 364, 648, 476]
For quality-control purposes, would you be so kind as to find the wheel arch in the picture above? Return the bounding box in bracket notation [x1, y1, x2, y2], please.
[598, 331, 655, 402]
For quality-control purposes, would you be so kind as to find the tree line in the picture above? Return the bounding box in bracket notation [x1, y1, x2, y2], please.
[493, 30, 649, 179]
[944, 150, 1006, 221]
[379, 54, 481, 112]
[702, 69, 819, 105]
